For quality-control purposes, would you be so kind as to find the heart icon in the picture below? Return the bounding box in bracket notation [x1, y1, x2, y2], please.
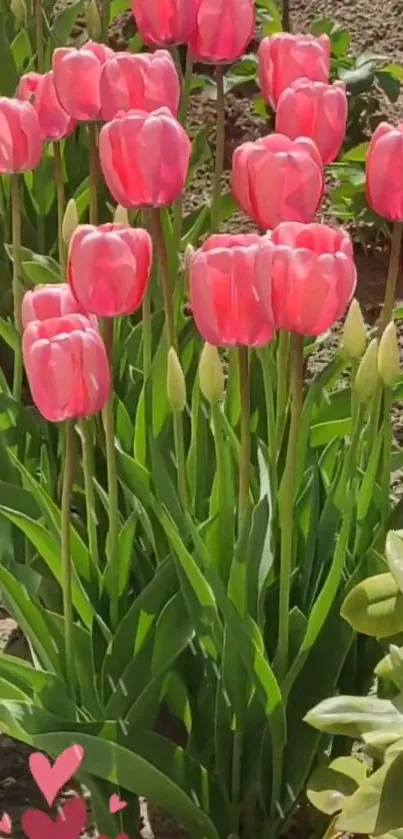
[0, 813, 11, 834]
[109, 794, 128, 814]
[21, 797, 87, 839]
[29, 745, 85, 806]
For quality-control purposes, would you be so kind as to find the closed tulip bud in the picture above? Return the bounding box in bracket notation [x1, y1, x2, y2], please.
[68, 223, 152, 317]
[232, 134, 324, 230]
[85, 0, 101, 40]
[132, 0, 199, 47]
[366, 123, 403, 220]
[22, 283, 85, 329]
[167, 348, 186, 412]
[354, 338, 379, 403]
[52, 41, 113, 121]
[100, 51, 180, 121]
[0, 98, 42, 173]
[276, 80, 347, 165]
[199, 343, 225, 405]
[258, 33, 331, 109]
[17, 71, 76, 142]
[23, 314, 110, 422]
[378, 322, 401, 387]
[10, 0, 26, 25]
[113, 205, 129, 226]
[99, 108, 191, 209]
[341, 299, 366, 360]
[189, 0, 255, 64]
[62, 198, 79, 247]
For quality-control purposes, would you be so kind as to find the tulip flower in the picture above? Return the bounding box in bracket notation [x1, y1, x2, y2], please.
[99, 108, 191, 208]
[259, 222, 356, 336]
[189, 0, 255, 64]
[198, 343, 225, 404]
[189, 234, 275, 346]
[68, 223, 152, 317]
[131, 0, 199, 47]
[366, 122, 403, 220]
[0, 97, 42, 172]
[22, 284, 86, 329]
[232, 134, 324, 230]
[52, 41, 113, 121]
[276, 79, 347, 165]
[378, 322, 401, 387]
[23, 314, 110, 422]
[258, 33, 331, 109]
[100, 51, 180, 121]
[354, 338, 379, 403]
[16, 71, 76, 142]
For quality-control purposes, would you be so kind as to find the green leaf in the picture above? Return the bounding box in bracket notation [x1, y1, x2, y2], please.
[376, 69, 401, 102]
[305, 694, 403, 739]
[339, 63, 375, 92]
[50, 0, 84, 44]
[386, 531, 403, 595]
[307, 756, 366, 815]
[341, 573, 403, 638]
[342, 142, 369, 162]
[34, 731, 220, 839]
[0, 317, 18, 351]
[0, 564, 60, 672]
[337, 753, 403, 835]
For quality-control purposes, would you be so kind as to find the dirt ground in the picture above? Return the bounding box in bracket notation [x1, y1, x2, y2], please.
[2, 1, 403, 837]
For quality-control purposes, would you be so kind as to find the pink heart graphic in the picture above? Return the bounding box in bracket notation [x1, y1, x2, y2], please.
[109, 794, 128, 814]
[21, 797, 87, 839]
[29, 745, 85, 806]
[0, 813, 11, 834]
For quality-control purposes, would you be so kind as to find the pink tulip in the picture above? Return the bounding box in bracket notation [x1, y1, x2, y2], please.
[258, 33, 331, 108]
[189, 0, 255, 63]
[0, 97, 42, 173]
[132, 0, 199, 47]
[68, 223, 152, 317]
[52, 41, 113, 121]
[189, 233, 274, 346]
[22, 283, 86, 329]
[100, 51, 180, 121]
[23, 314, 110, 422]
[276, 79, 347, 165]
[99, 107, 191, 208]
[366, 122, 403, 220]
[256, 222, 356, 336]
[16, 71, 76, 142]
[232, 133, 324, 230]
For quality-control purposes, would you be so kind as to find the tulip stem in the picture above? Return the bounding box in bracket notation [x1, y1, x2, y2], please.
[34, 0, 44, 73]
[238, 346, 251, 522]
[276, 332, 303, 681]
[88, 123, 99, 225]
[78, 419, 99, 570]
[179, 49, 194, 126]
[381, 389, 393, 530]
[211, 66, 225, 233]
[276, 331, 290, 453]
[53, 141, 66, 274]
[380, 221, 403, 334]
[150, 209, 188, 510]
[11, 173, 23, 403]
[61, 419, 76, 700]
[282, 0, 291, 31]
[102, 318, 120, 629]
[101, 0, 109, 43]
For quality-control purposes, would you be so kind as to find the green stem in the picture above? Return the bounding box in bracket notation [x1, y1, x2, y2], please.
[88, 123, 99, 225]
[260, 346, 277, 507]
[179, 48, 193, 126]
[34, 0, 44, 72]
[61, 420, 76, 700]
[150, 209, 176, 348]
[238, 346, 251, 523]
[282, 0, 291, 30]
[78, 418, 99, 569]
[381, 389, 393, 530]
[276, 333, 303, 681]
[101, 0, 109, 42]
[231, 728, 243, 831]
[275, 331, 290, 453]
[11, 173, 22, 402]
[173, 412, 188, 511]
[380, 221, 403, 334]
[53, 141, 66, 274]
[210, 66, 225, 233]
[102, 318, 119, 629]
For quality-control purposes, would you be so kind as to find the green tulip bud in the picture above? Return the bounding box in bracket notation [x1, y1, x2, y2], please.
[378, 322, 401, 387]
[341, 299, 366, 360]
[354, 338, 379, 403]
[85, 0, 101, 41]
[62, 198, 79, 248]
[167, 348, 186, 413]
[198, 343, 225, 405]
[10, 0, 26, 24]
[113, 205, 129, 226]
